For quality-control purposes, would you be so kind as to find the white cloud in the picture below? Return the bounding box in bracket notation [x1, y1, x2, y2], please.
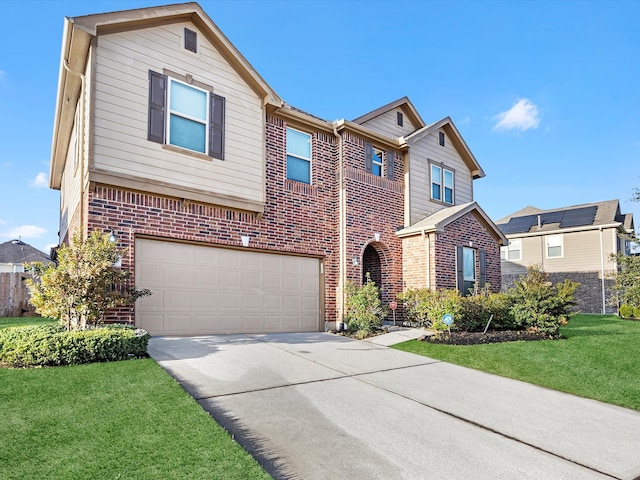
[0, 225, 47, 239]
[1, 161, 12, 168]
[493, 99, 541, 132]
[459, 116, 471, 125]
[0, 69, 6, 81]
[30, 172, 48, 188]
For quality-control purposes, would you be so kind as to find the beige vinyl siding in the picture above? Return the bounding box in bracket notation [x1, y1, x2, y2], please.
[409, 130, 474, 224]
[60, 112, 82, 243]
[359, 108, 419, 138]
[501, 228, 619, 275]
[91, 22, 265, 206]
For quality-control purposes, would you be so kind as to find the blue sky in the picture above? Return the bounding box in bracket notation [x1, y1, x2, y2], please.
[1, 0, 639, 254]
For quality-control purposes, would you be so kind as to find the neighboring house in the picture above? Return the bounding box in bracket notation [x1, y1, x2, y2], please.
[0, 239, 52, 317]
[496, 200, 635, 314]
[49, 2, 506, 335]
[0, 239, 51, 273]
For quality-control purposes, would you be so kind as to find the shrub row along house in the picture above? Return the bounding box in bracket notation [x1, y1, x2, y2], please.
[49, 2, 507, 335]
[497, 200, 635, 314]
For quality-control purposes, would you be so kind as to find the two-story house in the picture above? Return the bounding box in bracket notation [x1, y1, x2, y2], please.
[49, 3, 506, 335]
[497, 200, 635, 314]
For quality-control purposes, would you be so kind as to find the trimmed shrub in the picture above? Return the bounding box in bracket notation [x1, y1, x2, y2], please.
[620, 304, 635, 319]
[0, 324, 150, 368]
[397, 288, 462, 330]
[458, 289, 515, 332]
[507, 265, 578, 336]
[344, 274, 388, 337]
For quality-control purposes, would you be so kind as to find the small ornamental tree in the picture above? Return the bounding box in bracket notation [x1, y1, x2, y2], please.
[26, 230, 151, 331]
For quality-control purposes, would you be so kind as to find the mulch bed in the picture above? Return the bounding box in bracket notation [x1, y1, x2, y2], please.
[423, 330, 563, 345]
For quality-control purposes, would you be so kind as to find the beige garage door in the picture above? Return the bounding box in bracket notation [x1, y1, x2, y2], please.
[135, 239, 321, 335]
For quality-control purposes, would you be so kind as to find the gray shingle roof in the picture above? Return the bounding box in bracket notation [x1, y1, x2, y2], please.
[496, 199, 634, 235]
[0, 240, 52, 265]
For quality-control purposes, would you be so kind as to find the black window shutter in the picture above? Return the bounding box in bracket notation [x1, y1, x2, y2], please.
[479, 249, 486, 288]
[209, 93, 225, 160]
[365, 142, 373, 173]
[148, 71, 167, 144]
[456, 245, 464, 293]
[386, 149, 394, 179]
[184, 28, 197, 53]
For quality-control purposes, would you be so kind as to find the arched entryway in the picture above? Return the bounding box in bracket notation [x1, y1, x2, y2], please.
[362, 244, 382, 288]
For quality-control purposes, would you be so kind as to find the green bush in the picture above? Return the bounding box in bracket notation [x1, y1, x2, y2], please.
[620, 304, 635, 318]
[397, 288, 462, 330]
[507, 265, 578, 336]
[344, 274, 388, 337]
[458, 288, 515, 332]
[0, 324, 150, 368]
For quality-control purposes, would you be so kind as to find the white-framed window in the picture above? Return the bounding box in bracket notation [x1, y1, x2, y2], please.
[431, 164, 454, 204]
[500, 239, 522, 261]
[372, 147, 384, 176]
[167, 78, 209, 154]
[148, 70, 225, 160]
[286, 127, 312, 184]
[546, 234, 563, 258]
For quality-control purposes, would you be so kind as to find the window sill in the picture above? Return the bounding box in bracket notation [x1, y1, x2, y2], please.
[162, 144, 214, 162]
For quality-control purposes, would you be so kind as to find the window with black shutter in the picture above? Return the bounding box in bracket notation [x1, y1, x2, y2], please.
[147, 70, 225, 160]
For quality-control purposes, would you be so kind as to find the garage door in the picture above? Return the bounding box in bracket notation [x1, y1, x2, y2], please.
[135, 239, 321, 335]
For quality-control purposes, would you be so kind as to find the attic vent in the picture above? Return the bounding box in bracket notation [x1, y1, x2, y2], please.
[439, 131, 445, 146]
[184, 28, 197, 53]
[397, 111, 403, 126]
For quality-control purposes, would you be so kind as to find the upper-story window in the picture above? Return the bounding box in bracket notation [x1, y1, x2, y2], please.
[168, 79, 208, 153]
[431, 164, 454, 204]
[546, 234, 563, 258]
[500, 239, 521, 261]
[148, 71, 225, 160]
[365, 142, 395, 179]
[286, 127, 312, 184]
[439, 131, 445, 146]
[372, 148, 384, 176]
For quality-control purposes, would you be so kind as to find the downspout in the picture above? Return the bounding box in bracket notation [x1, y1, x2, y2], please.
[599, 226, 606, 314]
[425, 230, 431, 289]
[62, 60, 86, 240]
[333, 125, 345, 331]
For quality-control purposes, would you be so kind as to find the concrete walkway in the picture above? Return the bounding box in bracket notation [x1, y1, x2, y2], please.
[149, 332, 640, 480]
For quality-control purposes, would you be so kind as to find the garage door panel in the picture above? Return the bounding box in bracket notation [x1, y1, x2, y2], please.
[191, 291, 217, 310]
[136, 239, 320, 335]
[243, 272, 262, 289]
[263, 294, 282, 311]
[193, 267, 219, 285]
[165, 290, 192, 309]
[137, 264, 164, 286]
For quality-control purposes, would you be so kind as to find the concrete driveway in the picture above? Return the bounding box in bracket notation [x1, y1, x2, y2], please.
[149, 332, 640, 480]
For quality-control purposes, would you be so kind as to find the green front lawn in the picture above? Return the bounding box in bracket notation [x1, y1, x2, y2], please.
[0, 319, 269, 480]
[393, 314, 640, 411]
[0, 316, 55, 329]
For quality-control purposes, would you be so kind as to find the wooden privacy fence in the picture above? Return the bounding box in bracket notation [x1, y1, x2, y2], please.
[0, 272, 37, 317]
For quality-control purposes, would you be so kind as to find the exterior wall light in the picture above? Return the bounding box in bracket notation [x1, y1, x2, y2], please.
[352, 257, 359, 266]
[108, 230, 118, 243]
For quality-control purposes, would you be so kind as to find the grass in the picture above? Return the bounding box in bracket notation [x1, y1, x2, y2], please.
[0, 319, 270, 480]
[0, 316, 55, 329]
[393, 314, 640, 411]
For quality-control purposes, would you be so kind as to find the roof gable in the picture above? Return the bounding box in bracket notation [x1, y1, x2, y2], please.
[50, 2, 282, 189]
[352, 97, 426, 131]
[396, 202, 507, 245]
[404, 117, 485, 179]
